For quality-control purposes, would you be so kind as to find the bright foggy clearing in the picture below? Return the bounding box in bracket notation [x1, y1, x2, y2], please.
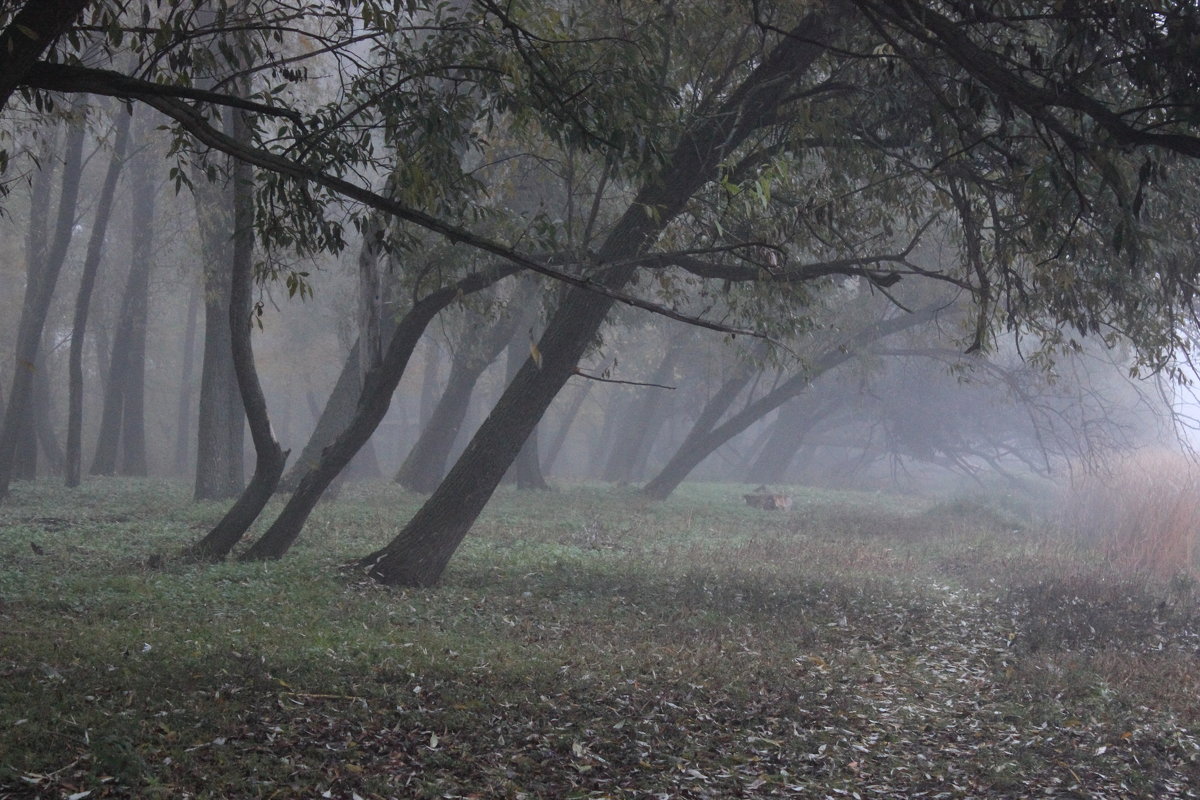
[2, 2, 1200, 798]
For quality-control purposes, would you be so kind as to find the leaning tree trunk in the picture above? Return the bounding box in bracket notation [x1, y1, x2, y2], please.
[236, 264, 518, 560]
[397, 292, 524, 492]
[642, 310, 934, 499]
[187, 109, 289, 561]
[0, 108, 85, 501]
[744, 390, 839, 485]
[356, 9, 838, 586]
[67, 107, 130, 487]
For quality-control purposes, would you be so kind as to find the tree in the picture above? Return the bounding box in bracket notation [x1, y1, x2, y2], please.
[66, 105, 130, 487]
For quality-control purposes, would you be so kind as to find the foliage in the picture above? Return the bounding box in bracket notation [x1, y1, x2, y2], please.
[3, 478, 1200, 797]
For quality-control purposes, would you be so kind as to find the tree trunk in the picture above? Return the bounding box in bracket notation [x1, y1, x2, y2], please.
[356, 10, 838, 585]
[187, 108, 289, 561]
[0, 107, 86, 500]
[118, 120, 155, 476]
[33, 352, 64, 475]
[642, 310, 934, 499]
[193, 117, 245, 500]
[501, 300, 549, 490]
[745, 392, 838, 485]
[67, 107, 130, 487]
[397, 294, 524, 492]
[90, 111, 156, 476]
[237, 264, 518, 561]
[171, 280, 201, 476]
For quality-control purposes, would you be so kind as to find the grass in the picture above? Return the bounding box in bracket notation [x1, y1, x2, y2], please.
[1, 477, 1200, 798]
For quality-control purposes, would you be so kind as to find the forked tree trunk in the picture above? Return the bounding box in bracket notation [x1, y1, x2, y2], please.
[187, 109, 289, 561]
[67, 108, 130, 487]
[0, 108, 85, 500]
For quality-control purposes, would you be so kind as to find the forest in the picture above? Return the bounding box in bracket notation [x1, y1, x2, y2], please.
[3, 0, 1200, 797]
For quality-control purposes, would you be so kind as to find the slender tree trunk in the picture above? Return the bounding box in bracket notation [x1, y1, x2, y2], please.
[237, 264, 518, 560]
[0, 108, 86, 500]
[33, 352, 64, 475]
[67, 108, 130, 487]
[418, 338, 442, 430]
[187, 108, 289, 561]
[118, 122, 155, 476]
[172, 280, 201, 476]
[193, 132, 245, 500]
[91, 111, 156, 476]
[502, 309, 549, 490]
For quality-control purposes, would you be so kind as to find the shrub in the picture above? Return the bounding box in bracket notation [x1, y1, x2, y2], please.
[1059, 449, 1200, 580]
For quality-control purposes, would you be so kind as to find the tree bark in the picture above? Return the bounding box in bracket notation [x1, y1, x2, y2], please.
[0, 108, 86, 500]
[33, 352, 64, 475]
[67, 107, 130, 487]
[187, 108, 289, 561]
[118, 120, 155, 476]
[355, 9, 839, 585]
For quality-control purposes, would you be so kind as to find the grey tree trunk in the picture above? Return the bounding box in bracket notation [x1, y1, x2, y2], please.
[90, 110, 155, 476]
[67, 107, 130, 487]
[193, 114, 246, 500]
[601, 339, 682, 483]
[171, 281, 201, 476]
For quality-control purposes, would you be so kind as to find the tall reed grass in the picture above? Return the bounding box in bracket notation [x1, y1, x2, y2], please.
[1060, 449, 1200, 580]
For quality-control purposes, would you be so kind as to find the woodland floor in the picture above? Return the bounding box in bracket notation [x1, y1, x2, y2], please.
[1, 479, 1199, 799]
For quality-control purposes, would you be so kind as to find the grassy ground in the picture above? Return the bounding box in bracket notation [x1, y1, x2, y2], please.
[2, 478, 1199, 798]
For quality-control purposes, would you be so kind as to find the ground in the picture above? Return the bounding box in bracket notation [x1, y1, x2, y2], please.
[1, 479, 1199, 798]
